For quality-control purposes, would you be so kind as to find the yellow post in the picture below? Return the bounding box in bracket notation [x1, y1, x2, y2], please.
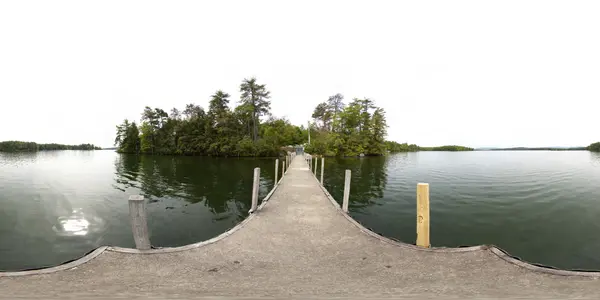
[416, 183, 430, 248]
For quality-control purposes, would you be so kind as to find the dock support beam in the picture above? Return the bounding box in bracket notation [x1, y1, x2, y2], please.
[129, 195, 151, 250]
[250, 167, 260, 213]
[342, 169, 351, 213]
[416, 183, 430, 248]
[320, 157, 324, 184]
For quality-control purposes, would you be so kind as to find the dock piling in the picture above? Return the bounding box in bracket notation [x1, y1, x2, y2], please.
[128, 195, 151, 250]
[275, 159, 279, 184]
[342, 169, 351, 213]
[320, 157, 324, 184]
[250, 167, 260, 213]
[416, 183, 430, 248]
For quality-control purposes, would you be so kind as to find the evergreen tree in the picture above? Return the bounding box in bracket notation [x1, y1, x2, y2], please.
[239, 77, 271, 141]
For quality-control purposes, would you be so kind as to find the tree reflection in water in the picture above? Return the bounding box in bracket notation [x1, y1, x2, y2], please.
[322, 156, 389, 212]
[113, 154, 276, 222]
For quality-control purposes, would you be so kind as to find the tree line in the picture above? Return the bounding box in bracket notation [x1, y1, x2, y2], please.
[114, 80, 476, 158]
[0, 141, 101, 152]
[304, 94, 389, 156]
[487, 147, 587, 151]
[588, 142, 600, 152]
[384, 141, 473, 152]
[114, 77, 306, 157]
[304, 95, 473, 156]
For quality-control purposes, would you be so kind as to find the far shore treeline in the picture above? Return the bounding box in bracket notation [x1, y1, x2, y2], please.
[0, 141, 101, 152]
[112, 77, 475, 157]
[3, 77, 598, 156]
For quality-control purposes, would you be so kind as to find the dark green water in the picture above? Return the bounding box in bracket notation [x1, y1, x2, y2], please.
[319, 151, 600, 271]
[0, 151, 277, 271]
[2, 151, 600, 271]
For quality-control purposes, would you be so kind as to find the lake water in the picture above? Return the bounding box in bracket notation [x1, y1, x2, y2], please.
[1, 151, 600, 271]
[0, 151, 276, 271]
[320, 151, 600, 271]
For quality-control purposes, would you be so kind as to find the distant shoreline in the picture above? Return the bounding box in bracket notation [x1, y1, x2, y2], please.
[0, 141, 101, 152]
[475, 147, 588, 151]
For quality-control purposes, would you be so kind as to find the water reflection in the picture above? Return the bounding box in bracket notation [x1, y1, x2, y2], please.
[52, 208, 107, 237]
[1, 151, 280, 271]
[112, 154, 276, 219]
[591, 152, 600, 166]
[323, 156, 389, 211]
[112, 154, 141, 191]
[0, 151, 39, 167]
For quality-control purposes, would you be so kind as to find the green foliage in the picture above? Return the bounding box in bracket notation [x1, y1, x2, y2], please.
[306, 95, 388, 157]
[239, 77, 271, 142]
[0, 141, 100, 152]
[489, 147, 586, 151]
[588, 142, 600, 152]
[0, 141, 39, 152]
[115, 120, 141, 153]
[385, 141, 420, 152]
[419, 145, 474, 151]
[114, 77, 301, 157]
[385, 142, 473, 152]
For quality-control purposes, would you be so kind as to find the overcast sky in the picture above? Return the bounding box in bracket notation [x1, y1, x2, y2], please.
[1, 1, 598, 148]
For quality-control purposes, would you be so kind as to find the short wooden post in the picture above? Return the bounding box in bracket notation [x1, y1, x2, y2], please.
[282, 158, 286, 175]
[342, 169, 351, 212]
[128, 195, 151, 250]
[416, 183, 430, 248]
[249, 167, 260, 213]
[313, 157, 317, 174]
[275, 159, 279, 184]
[320, 157, 325, 184]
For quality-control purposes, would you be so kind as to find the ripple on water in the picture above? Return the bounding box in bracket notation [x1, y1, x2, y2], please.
[327, 152, 600, 270]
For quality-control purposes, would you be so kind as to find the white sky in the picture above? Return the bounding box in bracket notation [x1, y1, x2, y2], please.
[1, 0, 598, 148]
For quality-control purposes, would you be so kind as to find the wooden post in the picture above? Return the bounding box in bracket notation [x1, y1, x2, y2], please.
[282, 158, 286, 175]
[128, 195, 151, 250]
[342, 169, 351, 212]
[320, 157, 325, 184]
[313, 157, 317, 174]
[416, 183, 430, 248]
[249, 167, 260, 213]
[275, 159, 279, 184]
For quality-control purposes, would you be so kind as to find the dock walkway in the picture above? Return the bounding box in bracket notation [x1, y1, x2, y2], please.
[2, 155, 600, 299]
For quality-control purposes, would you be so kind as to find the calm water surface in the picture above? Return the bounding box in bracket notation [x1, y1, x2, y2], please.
[1, 150, 600, 271]
[320, 151, 600, 271]
[0, 151, 276, 271]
